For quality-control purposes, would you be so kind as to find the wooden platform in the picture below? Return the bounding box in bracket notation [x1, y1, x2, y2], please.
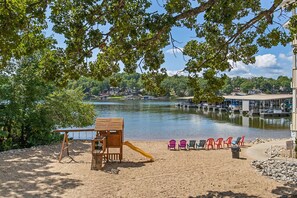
[260, 112, 291, 118]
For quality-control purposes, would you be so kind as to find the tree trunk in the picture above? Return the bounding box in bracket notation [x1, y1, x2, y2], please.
[20, 124, 25, 148]
[295, 138, 297, 159]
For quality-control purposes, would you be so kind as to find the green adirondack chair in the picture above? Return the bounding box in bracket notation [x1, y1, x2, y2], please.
[187, 140, 197, 150]
[196, 140, 206, 150]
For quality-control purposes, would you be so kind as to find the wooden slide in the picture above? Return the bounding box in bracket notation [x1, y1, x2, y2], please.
[123, 141, 154, 161]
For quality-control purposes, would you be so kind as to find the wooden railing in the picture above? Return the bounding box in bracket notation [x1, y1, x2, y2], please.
[103, 153, 121, 162]
[91, 137, 106, 154]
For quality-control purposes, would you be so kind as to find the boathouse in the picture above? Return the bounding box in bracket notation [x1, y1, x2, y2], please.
[223, 94, 292, 117]
[177, 94, 292, 117]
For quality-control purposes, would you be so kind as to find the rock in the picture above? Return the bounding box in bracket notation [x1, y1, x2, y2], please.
[111, 168, 120, 174]
[251, 159, 297, 184]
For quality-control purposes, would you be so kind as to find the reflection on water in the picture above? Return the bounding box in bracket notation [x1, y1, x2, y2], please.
[196, 110, 290, 130]
[71, 100, 291, 141]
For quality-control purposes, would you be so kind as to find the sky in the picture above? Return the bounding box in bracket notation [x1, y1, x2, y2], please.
[162, 29, 293, 79]
[159, 1, 294, 79]
[47, 1, 294, 79]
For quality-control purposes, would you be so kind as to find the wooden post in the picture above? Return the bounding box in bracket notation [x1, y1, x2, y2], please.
[91, 153, 103, 170]
[59, 132, 68, 162]
[91, 138, 105, 170]
[54, 128, 94, 162]
[106, 131, 110, 162]
[58, 131, 76, 163]
[65, 132, 70, 157]
[286, 140, 294, 158]
[92, 153, 102, 170]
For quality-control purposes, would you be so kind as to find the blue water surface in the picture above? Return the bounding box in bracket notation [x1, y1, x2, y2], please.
[69, 100, 291, 141]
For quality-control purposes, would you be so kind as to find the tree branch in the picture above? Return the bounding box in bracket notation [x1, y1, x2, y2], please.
[139, 0, 218, 46]
[186, 1, 282, 74]
[173, 0, 218, 21]
[227, 2, 281, 44]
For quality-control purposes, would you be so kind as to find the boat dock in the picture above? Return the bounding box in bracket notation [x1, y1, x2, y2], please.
[176, 94, 292, 117]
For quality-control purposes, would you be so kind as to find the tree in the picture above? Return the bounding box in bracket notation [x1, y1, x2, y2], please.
[0, 1, 295, 102]
[161, 75, 192, 97]
[0, 0, 51, 67]
[232, 77, 246, 90]
[276, 76, 292, 93]
[0, 54, 95, 151]
[260, 80, 273, 93]
[221, 76, 233, 94]
[240, 80, 254, 93]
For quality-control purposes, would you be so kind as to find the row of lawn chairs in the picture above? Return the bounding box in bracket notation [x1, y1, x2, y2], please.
[167, 136, 245, 150]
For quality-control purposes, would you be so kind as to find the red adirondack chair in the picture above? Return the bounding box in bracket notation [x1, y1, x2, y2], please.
[214, 138, 224, 149]
[178, 139, 187, 150]
[167, 139, 176, 150]
[206, 138, 215, 150]
[223, 137, 233, 148]
[239, 136, 245, 146]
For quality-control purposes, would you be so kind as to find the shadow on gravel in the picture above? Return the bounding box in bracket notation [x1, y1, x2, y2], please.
[0, 141, 90, 198]
[271, 183, 297, 198]
[189, 190, 260, 198]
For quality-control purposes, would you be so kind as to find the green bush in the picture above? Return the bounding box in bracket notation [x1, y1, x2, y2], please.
[27, 131, 64, 147]
[0, 138, 12, 151]
[0, 54, 95, 152]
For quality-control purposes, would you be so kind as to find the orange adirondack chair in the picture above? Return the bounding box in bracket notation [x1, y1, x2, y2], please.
[239, 136, 245, 146]
[206, 138, 215, 150]
[223, 137, 233, 148]
[214, 138, 224, 149]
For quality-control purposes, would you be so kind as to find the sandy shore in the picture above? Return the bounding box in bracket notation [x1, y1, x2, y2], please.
[0, 140, 296, 198]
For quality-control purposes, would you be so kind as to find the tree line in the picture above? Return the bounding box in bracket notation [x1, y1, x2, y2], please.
[222, 76, 292, 95]
[68, 74, 292, 99]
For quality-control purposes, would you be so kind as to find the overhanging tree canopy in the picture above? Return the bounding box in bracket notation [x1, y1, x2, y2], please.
[0, 0, 296, 102]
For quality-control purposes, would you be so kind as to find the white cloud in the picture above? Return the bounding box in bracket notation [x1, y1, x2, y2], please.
[239, 73, 255, 78]
[270, 69, 285, 75]
[279, 53, 292, 62]
[228, 60, 250, 73]
[253, 54, 277, 68]
[164, 52, 291, 79]
[227, 72, 254, 78]
[224, 60, 252, 78]
[167, 70, 188, 76]
[165, 48, 184, 54]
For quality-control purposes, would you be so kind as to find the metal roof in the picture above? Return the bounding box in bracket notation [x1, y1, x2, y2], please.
[177, 94, 292, 101]
[223, 94, 292, 101]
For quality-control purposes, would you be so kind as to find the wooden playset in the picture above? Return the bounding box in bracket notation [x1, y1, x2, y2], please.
[55, 117, 154, 170]
[91, 118, 124, 170]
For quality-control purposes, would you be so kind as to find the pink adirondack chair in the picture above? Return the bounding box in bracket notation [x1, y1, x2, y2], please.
[223, 137, 233, 148]
[178, 139, 187, 150]
[206, 138, 215, 150]
[167, 139, 176, 150]
[214, 138, 224, 149]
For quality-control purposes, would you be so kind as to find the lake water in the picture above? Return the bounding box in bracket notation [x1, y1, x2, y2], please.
[70, 100, 291, 141]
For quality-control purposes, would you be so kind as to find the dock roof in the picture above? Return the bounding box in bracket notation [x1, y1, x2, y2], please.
[177, 94, 292, 101]
[223, 94, 292, 101]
